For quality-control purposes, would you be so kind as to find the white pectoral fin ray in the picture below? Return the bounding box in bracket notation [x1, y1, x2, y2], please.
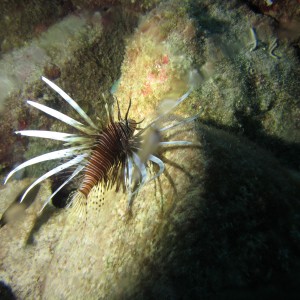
[42, 77, 98, 130]
[39, 163, 85, 212]
[159, 141, 193, 146]
[136, 89, 192, 137]
[125, 156, 134, 192]
[4, 146, 85, 184]
[132, 152, 147, 187]
[159, 115, 197, 132]
[147, 154, 165, 183]
[27, 100, 93, 135]
[154, 89, 192, 123]
[20, 155, 85, 203]
[15, 130, 77, 141]
[153, 89, 192, 121]
[175, 88, 192, 106]
[126, 156, 135, 207]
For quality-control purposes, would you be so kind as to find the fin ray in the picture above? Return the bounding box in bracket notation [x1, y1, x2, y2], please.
[42, 77, 98, 130]
[4, 146, 86, 184]
[20, 155, 86, 203]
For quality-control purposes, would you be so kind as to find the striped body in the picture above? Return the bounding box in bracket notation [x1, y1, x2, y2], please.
[4, 76, 193, 212]
[79, 121, 135, 197]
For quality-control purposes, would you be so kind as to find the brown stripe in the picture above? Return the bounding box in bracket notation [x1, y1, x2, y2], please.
[79, 121, 135, 197]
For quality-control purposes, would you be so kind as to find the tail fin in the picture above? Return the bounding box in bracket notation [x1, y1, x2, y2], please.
[67, 191, 87, 226]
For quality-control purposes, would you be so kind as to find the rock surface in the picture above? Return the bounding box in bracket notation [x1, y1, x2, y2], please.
[0, 0, 299, 299]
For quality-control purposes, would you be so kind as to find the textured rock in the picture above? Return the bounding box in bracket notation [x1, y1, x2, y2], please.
[0, 179, 65, 299]
[0, 0, 74, 54]
[0, 0, 299, 299]
[245, 0, 300, 42]
[188, 0, 300, 163]
[0, 6, 138, 174]
[71, 0, 161, 11]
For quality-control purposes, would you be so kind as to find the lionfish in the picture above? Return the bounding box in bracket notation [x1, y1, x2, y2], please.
[4, 77, 196, 213]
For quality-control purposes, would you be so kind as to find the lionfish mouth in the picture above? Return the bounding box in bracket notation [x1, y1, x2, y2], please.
[4, 77, 196, 212]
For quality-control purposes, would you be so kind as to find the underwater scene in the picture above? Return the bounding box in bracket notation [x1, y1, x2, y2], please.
[0, 0, 299, 299]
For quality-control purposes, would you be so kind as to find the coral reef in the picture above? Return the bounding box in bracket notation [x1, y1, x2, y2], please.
[0, 0, 299, 299]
